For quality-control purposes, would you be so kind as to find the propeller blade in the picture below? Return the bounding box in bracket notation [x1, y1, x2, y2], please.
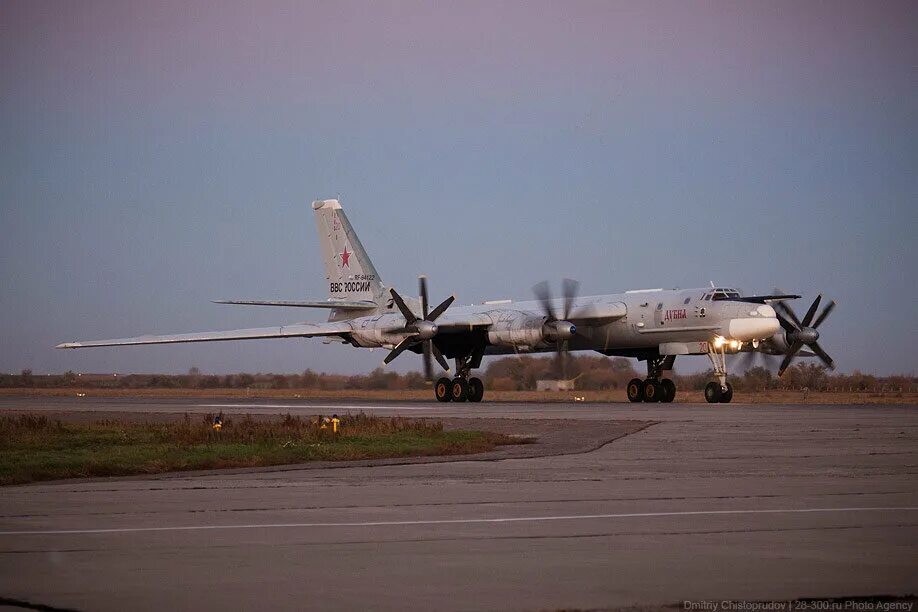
[738, 349, 778, 373]
[775, 311, 798, 335]
[422, 340, 433, 381]
[801, 295, 822, 328]
[809, 342, 836, 370]
[532, 281, 555, 320]
[419, 276, 429, 320]
[738, 350, 755, 372]
[561, 278, 580, 321]
[812, 300, 835, 329]
[555, 342, 568, 380]
[777, 340, 804, 377]
[384, 336, 415, 365]
[774, 300, 802, 330]
[389, 289, 418, 324]
[426, 295, 455, 322]
[761, 352, 779, 372]
[430, 342, 450, 372]
[393, 276, 453, 378]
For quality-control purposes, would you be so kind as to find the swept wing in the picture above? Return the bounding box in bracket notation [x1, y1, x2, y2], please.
[418, 299, 627, 333]
[56, 321, 353, 349]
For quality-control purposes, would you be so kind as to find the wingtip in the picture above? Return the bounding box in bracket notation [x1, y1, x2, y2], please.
[56, 342, 78, 349]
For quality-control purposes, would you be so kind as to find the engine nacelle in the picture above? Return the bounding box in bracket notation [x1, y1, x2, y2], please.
[766, 329, 790, 354]
[348, 328, 388, 348]
[348, 316, 405, 348]
[487, 313, 574, 351]
[487, 313, 547, 352]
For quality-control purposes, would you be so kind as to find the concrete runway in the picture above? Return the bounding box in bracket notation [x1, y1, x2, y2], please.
[1, 397, 916, 611]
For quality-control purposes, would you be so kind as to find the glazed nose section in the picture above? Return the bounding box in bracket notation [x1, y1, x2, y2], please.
[727, 316, 781, 341]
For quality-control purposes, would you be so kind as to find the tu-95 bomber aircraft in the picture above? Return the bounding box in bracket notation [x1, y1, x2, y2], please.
[58, 199, 836, 403]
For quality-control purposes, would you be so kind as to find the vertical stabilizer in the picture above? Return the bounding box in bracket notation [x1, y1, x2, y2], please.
[312, 199, 385, 303]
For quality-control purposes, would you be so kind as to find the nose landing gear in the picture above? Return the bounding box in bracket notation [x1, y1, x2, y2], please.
[704, 380, 733, 403]
[705, 342, 734, 403]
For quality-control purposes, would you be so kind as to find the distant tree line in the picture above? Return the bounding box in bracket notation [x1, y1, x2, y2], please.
[0, 368, 428, 391]
[484, 356, 915, 393]
[1, 359, 914, 393]
[483, 355, 639, 391]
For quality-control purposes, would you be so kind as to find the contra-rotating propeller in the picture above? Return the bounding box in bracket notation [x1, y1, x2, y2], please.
[532, 278, 580, 380]
[772, 293, 836, 377]
[737, 345, 779, 373]
[383, 277, 453, 380]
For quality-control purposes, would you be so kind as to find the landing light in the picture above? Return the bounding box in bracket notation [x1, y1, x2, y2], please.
[713, 336, 742, 351]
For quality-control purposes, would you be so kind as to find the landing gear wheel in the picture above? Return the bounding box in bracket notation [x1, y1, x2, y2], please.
[450, 378, 469, 402]
[435, 377, 452, 402]
[467, 377, 484, 403]
[704, 381, 723, 404]
[719, 382, 733, 403]
[627, 378, 644, 403]
[643, 379, 662, 403]
[660, 379, 676, 403]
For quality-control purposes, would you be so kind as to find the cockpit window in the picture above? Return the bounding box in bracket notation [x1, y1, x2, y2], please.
[683, 297, 691, 304]
[711, 288, 740, 300]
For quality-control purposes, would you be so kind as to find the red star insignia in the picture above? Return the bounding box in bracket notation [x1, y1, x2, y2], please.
[341, 246, 351, 268]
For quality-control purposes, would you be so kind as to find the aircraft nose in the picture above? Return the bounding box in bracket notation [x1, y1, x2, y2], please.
[727, 316, 781, 341]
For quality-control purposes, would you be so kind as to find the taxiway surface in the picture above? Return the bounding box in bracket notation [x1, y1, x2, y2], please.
[1, 397, 916, 611]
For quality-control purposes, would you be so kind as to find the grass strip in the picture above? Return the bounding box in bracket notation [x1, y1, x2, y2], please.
[0, 414, 521, 485]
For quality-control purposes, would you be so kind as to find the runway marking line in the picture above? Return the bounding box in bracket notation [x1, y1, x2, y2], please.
[1, 507, 916, 536]
[198, 403, 441, 411]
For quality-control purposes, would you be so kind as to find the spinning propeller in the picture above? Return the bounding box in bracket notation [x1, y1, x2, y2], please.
[384, 277, 453, 380]
[772, 293, 836, 377]
[737, 346, 778, 373]
[532, 278, 580, 380]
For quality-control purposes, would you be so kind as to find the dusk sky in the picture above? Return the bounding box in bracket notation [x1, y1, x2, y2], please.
[1, 1, 915, 376]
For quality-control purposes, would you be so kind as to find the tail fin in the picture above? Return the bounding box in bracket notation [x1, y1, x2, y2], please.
[312, 199, 385, 303]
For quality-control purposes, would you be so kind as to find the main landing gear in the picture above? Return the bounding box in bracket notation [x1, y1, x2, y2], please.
[704, 342, 734, 403]
[627, 356, 676, 403]
[434, 352, 485, 403]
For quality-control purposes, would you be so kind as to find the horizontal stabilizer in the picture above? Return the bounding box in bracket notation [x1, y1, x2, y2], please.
[213, 299, 377, 310]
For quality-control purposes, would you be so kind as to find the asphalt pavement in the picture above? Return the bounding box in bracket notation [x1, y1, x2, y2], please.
[0, 397, 915, 611]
